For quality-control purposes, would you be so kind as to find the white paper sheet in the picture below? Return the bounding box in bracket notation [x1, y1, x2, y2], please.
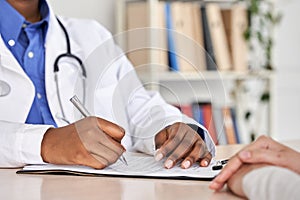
[18, 152, 220, 180]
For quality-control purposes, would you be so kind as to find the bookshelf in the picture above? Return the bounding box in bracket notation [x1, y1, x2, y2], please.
[115, 0, 275, 144]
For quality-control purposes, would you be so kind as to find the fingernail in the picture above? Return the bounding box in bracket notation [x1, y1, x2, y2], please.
[165, 160, 173, 169]
[182, 160, 191, 169]
[209, 181, 218, 189]
[155, 152, 163, 161]
[202, 160, 208, 167]
[239, 151, 251, 159]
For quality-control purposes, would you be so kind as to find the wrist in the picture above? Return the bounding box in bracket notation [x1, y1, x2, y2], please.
[186, 123, 205, 140]
[41, 128, 55, 163]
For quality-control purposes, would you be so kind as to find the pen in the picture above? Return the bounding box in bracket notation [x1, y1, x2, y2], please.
[220, 159, 229, 165]
[212, 159, 229, 170]
[70, 95, 128, 166]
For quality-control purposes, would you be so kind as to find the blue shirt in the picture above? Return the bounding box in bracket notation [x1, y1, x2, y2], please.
[0, 0, 57, 126]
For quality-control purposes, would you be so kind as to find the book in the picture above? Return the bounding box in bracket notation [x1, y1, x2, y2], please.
[165, 2, 179, 71]
[213, 107, 227, 145]
[192, 102, 203, 125]
[180, 104, 194, 118]
[201, 5, 217, 71]
[222, 5, 248, 72]
[202, 103, 218, 145]
[192, 4, 207, 71]
[126, 1, 168, 72]
[171, 2, 205, 72]
[17, 152, 220, 180]
[230, 107, 241, 144]
[198, 105, 204, 126]
[222, 107, 237, 144]
[191, 102, 199, 122]
[206, 4, 232, 71]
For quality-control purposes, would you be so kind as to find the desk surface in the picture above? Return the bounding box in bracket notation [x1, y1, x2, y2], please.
[1, 141, 299, 200]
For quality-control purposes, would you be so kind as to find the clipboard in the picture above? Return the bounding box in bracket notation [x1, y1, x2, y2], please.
[17, 152, 220, 181]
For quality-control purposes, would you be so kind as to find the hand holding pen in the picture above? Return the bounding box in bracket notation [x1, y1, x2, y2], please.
[70, 95, 128, 166]
[40, 95, 127, 169]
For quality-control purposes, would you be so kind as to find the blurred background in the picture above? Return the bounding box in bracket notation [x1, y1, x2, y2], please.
[48, 0, 300, 143]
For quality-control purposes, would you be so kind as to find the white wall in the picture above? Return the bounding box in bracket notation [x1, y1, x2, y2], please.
[48, 0, 300, 140]
[48, 0, 117, 33]
[273, 0, 300, 140]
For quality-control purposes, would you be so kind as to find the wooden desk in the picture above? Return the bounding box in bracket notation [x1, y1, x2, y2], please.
[0, 141, 299, 200]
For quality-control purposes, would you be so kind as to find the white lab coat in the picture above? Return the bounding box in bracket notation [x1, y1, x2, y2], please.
[0, 6, 215, 167]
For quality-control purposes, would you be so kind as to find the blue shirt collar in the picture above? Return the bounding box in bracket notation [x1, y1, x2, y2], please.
[0, 0, 50, 44]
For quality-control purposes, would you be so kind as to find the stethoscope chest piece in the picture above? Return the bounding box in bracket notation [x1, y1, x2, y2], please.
[0, 80, 11, 97]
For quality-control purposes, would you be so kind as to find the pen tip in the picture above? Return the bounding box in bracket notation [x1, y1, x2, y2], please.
[122, 156, 128, 166]
[123, 159, 128, 166]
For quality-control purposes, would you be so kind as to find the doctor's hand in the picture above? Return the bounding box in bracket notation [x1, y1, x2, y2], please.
[41, 116, 126, 169]
[209, 135, 300, 191]
[154, 122, 212, 169]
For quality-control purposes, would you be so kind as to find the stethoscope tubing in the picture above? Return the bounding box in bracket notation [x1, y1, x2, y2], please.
[54, 17, 87, 123]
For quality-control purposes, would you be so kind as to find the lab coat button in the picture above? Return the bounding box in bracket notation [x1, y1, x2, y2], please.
[8, 40, 15, 47]
[37, 93, 42, 99]
[28, 51, 34, 58]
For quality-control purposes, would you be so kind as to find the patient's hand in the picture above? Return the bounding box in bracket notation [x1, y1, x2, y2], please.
[226, 164, 268, 197]
[209, 135, 300, 191]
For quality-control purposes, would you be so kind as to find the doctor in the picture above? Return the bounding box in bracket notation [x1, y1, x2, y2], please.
[0, 0, 215, 169]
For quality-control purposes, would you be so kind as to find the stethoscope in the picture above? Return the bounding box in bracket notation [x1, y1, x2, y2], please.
[0, 17, 87, 124]
[0, 80, 10, 97]
[54, 17, 87, 124]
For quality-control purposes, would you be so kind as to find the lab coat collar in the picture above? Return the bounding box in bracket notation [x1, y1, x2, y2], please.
[0, 33, 35, 122]
[0, 34, 27, 76]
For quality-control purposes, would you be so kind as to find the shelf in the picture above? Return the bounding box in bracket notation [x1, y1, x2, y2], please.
[118, 0, 276, 140]
[138, 70, 275, 82]
[162, 0, 237, 3]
